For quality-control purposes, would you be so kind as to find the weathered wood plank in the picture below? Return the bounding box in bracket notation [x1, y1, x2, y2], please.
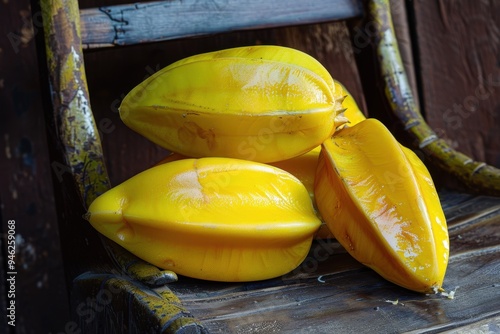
[80, 0, 363, 48]
[168, 192, 500, 333]
[176, 250, 499, 333]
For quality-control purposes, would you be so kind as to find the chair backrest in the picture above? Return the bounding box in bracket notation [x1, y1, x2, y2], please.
[37, 1, 365, 332]
[41, 0, 364, 209]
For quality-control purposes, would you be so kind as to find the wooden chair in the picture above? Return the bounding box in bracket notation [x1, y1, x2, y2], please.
[34, 0, 500, 332]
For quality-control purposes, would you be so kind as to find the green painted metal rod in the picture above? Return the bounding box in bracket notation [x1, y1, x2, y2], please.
[369, 0, 500, 196]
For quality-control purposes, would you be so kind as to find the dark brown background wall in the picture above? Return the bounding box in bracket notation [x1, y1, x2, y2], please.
[409, 1, 500, 167]
[1, 0, 499, 333]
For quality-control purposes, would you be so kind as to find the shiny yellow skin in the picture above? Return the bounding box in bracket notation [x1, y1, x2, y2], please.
[169, 81, 361, 232]
[153, 90, 405, 242]
[314, 118, 449, 293]
[269, 146, 320, 201]
[156, 150, 321, 199]
[119, 46, 345, 163]
[87, 157, 321, 282]
[157, 147, 333, 238]
[153, 79, 365, 239]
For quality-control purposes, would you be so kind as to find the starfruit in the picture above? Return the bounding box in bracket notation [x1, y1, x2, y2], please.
[156, 147, 333, 238]
[87, 157, 321, 282]
[314, 118, 449, 293]
[157, 147, 321, 201]
[119, 45, 346, 163]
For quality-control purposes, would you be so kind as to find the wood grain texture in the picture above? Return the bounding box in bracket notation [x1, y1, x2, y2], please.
[409, 1, 500, 169]
[80, 0, 364, 48]
[169, 192, 500, 333]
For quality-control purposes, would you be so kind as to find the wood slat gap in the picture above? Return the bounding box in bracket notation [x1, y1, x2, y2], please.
[447, 204, 500, 232]
[449, 244, 500, 263]
[179, 283, 305, 304]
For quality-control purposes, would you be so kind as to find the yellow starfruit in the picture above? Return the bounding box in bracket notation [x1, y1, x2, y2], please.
[314, 118, 449, 293]
[156, 147, 333, 239]
[119, 45, 346, 163]
[87, 157, 321, 282]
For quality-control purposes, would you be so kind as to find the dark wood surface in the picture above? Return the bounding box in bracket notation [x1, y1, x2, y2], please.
[166, 191, 500, 333]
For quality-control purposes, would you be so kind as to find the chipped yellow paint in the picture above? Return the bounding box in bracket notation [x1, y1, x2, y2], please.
[105, 240, 178, 286]
[105, 277, 202, 332]
[74, 274, 206, 333]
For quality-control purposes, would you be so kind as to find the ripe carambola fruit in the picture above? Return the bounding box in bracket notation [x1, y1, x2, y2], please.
[119, 45, 346, 163]
[314, 118, 449, 293]
[156, 147, 334, 239]
[87, 157, 321, 282]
